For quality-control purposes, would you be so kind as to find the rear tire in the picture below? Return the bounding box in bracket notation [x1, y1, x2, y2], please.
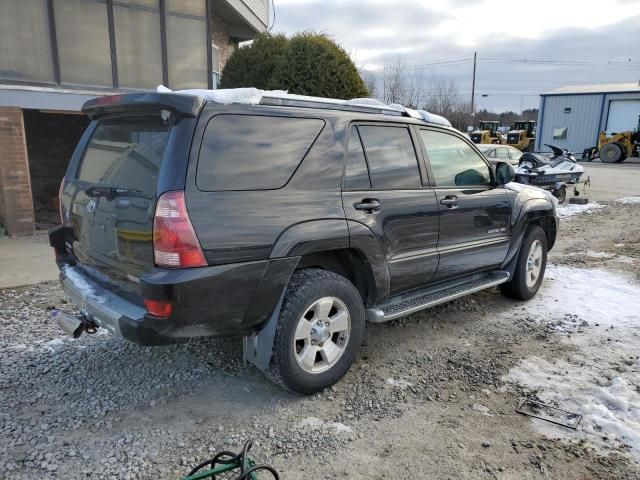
[500, 225, 547, 300]
[266, 269, 365, 395]
[600, 143, 623, 163]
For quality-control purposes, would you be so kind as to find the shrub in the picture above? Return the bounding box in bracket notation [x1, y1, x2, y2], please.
[220, 32, 368, 99]
[219, 33, 288, 90]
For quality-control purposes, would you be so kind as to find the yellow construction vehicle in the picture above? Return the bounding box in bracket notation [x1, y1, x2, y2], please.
[470, 121, 504, 145]
[583, 115, 640, 163]
[506, 120, 536, 152]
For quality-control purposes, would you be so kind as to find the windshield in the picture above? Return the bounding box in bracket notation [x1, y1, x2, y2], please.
[77, 116, 171, 197]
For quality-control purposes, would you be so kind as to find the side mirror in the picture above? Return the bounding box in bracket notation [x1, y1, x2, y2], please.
[494, 161, 515, 186]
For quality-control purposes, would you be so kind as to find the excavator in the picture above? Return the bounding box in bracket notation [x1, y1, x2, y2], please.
[506, 120, 536, 152]
[583, 115, 640, 163]
[470, 120, 504, 145]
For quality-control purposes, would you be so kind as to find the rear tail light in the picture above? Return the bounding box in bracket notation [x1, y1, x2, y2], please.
[144, 299, 172, 318]
[153, 191, 206, 268]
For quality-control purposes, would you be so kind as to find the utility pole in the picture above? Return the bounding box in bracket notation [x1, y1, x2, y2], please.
[471, 51, 477, 116]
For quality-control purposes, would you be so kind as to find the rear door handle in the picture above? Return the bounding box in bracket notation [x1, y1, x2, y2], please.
[354, 199, 381, 213]
[440, 195, 459, 208]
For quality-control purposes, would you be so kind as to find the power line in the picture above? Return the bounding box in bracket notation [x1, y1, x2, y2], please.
[361, 56, 639, 72]
[478, 56, 640, 66]
[362, 58, 473, 72]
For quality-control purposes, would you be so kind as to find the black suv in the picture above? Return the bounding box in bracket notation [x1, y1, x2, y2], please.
[49, 92, 558, 394]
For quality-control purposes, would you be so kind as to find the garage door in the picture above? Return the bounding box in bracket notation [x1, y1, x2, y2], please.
[606, 100, 640, 134]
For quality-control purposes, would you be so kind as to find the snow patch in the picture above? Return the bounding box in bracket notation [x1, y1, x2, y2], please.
[61, 266, 106, 304]
[157, 85, 280, 105]
[503, 266, 640, 461]
[298, 417, 352, 434]
[472, 403, 493, 416]
[43, 338, 65, 352]
[385, 377, 414, 388]
[616, 197, 640, 205]
[556, 202, 604, 218]
[561, 250, 633, 264]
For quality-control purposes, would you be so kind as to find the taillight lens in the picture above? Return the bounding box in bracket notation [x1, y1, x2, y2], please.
[153, 191, 206, 268]
[144, 299, 173, 318]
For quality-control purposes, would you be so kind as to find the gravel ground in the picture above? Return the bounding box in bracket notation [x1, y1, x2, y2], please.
[2, 202, 640, 479]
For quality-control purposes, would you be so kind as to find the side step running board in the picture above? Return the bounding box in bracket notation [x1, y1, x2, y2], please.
[366, 271, 510, 323]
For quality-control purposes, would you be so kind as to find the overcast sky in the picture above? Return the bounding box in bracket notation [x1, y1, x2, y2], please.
[272, 0, 640, 112]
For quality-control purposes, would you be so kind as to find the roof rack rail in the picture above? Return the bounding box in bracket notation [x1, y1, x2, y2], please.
[259, 93, 403, 116]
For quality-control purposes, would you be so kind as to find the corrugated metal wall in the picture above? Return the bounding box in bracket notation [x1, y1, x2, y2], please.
[537, 91, 640, 154]
[536, 94, 603, 153]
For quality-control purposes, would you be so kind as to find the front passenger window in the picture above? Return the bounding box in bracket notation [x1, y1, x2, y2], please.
[420, 130, 491, 187]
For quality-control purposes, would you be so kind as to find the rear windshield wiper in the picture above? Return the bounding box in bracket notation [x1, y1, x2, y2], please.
[84, 185, 150, 200]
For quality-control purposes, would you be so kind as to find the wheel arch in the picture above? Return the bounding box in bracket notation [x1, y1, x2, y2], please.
[502, 200, 558, 272]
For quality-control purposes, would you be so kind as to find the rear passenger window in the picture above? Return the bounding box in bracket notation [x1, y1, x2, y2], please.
[197, 115, 324, 191]
[344, 127, 371, 190]
[357, 125, 421, 189]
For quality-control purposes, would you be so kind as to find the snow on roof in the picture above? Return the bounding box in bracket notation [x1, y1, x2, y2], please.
[543, 82, 640, 96]
[156, 85, 452, 127]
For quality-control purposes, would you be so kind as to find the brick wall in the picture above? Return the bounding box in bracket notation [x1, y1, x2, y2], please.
[211, 14, 232, 71]
[0, 107, 35, 236]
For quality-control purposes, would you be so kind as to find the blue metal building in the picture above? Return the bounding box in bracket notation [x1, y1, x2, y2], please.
[536, 83, 640, 154]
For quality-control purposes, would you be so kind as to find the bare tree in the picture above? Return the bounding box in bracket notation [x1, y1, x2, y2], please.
[359, 69, 378, 98]
[381, 56, 406, 105]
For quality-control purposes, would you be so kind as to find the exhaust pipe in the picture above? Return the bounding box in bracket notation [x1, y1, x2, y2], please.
[50, 309, 88, 338]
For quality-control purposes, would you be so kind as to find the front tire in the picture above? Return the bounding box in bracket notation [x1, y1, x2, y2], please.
[600, 143, 623, 163]
[500, 225, 547, 300]
[552, 185, 567, 204]
[266, 269, 365, 394]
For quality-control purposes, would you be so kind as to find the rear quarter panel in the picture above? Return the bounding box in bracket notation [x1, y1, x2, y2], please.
[185, 104, 347, 265]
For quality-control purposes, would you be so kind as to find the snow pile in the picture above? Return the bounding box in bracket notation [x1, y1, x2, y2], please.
[157, 85, 276, 105]
[503, 266, 640, 460]
[156, 86, 453, 125]
[556, 202, 604, 218]
[616, 197, 640, 205]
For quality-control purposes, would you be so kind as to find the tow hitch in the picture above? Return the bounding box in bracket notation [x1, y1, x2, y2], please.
[50, 309, 98, 338]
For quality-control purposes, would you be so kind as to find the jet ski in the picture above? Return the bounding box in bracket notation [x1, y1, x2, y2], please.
[515, 144, 585, 203]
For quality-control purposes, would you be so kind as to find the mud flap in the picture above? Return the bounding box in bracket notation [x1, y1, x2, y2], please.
[243, 293, 285, 370]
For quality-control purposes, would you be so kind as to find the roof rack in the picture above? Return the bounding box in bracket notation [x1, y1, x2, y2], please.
[259, 93, 403, 116]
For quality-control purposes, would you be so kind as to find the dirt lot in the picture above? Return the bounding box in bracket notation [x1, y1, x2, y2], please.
[2, 196, 640, 479]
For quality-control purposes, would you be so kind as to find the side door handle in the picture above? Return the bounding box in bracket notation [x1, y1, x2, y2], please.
[354, 199, 381, 213]
[440, 195, 459, 208]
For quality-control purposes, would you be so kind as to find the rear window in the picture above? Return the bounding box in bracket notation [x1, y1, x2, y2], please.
[357, 125, 421, 189]
[197, 114, 325, 191]
[77, 116, 170, 197]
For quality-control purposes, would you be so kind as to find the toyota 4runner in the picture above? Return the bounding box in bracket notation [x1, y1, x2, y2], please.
[49, 91, 558, 394]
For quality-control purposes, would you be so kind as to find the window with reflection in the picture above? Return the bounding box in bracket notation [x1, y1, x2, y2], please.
[344, 127, 371, 190]
[113, 0, 163, 89]
[0, 0, 55, 82]
[357, 125, 421, 189]
[54, 0, 112, 86]
[420, 130, 491, 187]
[165, 1, 207, 89]
[197, 115, 325, 191]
